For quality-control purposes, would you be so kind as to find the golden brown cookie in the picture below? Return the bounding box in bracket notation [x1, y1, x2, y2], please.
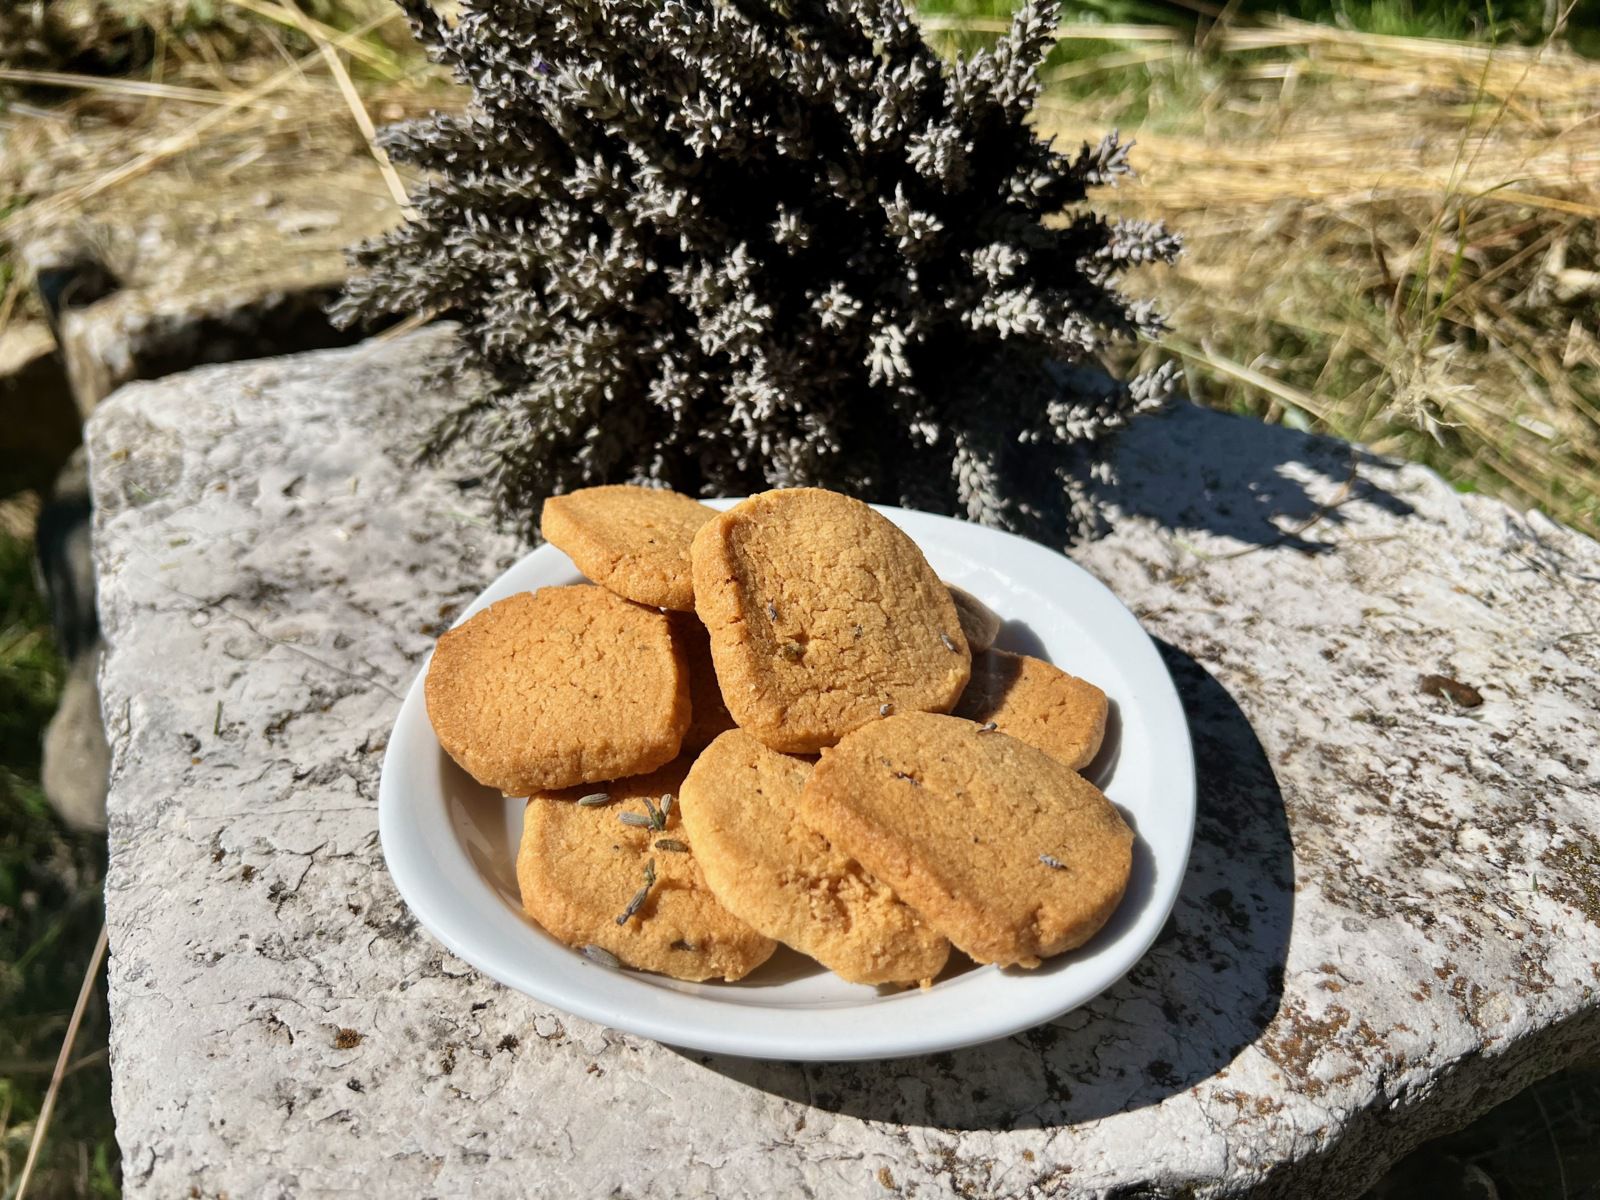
[691, 488, 970, 753]
[541, 484, 718, 611]
[953, 649, 1108, 771]
[800, 712, 1132, 967]
[679, 730, 949, 986]
[425, 585, 689, 793]
[516, 759, 776, 981]
[669, 611, 737, 751]
[946, 584, 1002, 653]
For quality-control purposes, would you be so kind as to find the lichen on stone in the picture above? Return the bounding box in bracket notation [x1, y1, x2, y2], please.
[335, 0, 1179, 543]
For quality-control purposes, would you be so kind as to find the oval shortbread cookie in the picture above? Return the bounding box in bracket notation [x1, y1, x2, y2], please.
[800, 712, 1133, 967]
[946, 583, 1002, 653]
[425, 585, 689, 793]
[690, 488, 970, 753]
[669, 611, 738, 752]
[679, 730, 950, 986]
[953, 649, 1108, 771]
[517, 760, 776, 982]
[541, 484, 718, 611]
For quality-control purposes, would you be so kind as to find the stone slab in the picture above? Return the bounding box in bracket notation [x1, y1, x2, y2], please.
[15, 161, 397, 411]
[88, 328, 1600, 1198]
[2, 77, 423, 411]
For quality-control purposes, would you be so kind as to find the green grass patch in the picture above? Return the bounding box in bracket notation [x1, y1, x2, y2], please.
[0, 530, 115, 1200]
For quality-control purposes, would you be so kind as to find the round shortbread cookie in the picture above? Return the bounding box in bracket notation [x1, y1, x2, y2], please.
[800, 712, 1133, 968]
[690, 488, 970, 753]
[679, 730, 949, 986]
[953, 649, 1108, 771]
[669, 611, 737, 752]
[425, 585, 689, 793]
[516, 759, 776, 982]
[946, 583, 1002, 653]
[541, 484, 718, 611]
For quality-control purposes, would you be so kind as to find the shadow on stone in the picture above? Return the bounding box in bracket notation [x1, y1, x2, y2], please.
[682, 639, 1294, 1132]
[1101, 403, 1415, 550]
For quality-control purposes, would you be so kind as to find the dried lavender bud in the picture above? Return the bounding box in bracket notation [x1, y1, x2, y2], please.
[577, 792, 612, 807]
[654, 838, 690, 853]
[614, 858, 658, 925]
[977, 721, 998, 733]
[618, 812, 653, 829]
[336, 0, 1177, 547]
[660, 793, 674, 819]
[1039, 854, 1067, 870]
[615, 887, 650, 925]
[642, 795, 667, 831]
[581, 943, 621, 968]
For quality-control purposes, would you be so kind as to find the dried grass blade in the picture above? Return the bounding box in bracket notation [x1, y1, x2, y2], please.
[14, 922, 108, 1200]
[0, 8, 399, 236]
[275, 0, 413, 214]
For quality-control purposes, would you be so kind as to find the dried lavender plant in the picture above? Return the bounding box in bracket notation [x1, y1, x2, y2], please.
[336, 0, 1179, 542]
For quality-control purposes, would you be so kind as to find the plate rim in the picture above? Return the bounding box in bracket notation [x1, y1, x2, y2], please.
[378, 500, 1196, 1061]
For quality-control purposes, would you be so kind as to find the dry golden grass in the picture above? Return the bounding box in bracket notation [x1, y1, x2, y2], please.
[0, 3, 448, 231]
[1005, 15, 1600, 535]
[3, 5, 1597, 544]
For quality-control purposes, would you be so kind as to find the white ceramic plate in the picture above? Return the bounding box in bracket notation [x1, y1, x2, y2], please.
[379, 500, 1195, 1061]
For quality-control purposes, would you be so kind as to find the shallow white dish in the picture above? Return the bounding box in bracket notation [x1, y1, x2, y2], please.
[379, 500, 1195, 1061]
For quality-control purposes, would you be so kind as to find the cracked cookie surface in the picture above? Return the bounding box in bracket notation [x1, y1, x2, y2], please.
[679, 730, 949, 986]
[953, 649, 1108, 770]
[517, 758, 776, 981]
[541, 484, 717, 610]
[800, 712, 1132, 967]
[425, 585, 689, 793]
[690, 488, 970, 753]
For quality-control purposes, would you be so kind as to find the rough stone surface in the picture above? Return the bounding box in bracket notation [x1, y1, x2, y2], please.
[41, 643, 109, 832]
[36, 445, 109, 832]
[17, 160, 398, 412]
[88, 329, 1600, 1199]
[13, 159, 398, 411]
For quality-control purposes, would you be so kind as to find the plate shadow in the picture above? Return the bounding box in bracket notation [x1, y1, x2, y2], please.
[993, 618, 1052, 660]
[680, 639, 1294, 1131]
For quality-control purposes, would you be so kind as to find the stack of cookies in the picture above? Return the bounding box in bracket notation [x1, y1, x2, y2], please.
[425, 485, 1133, 986]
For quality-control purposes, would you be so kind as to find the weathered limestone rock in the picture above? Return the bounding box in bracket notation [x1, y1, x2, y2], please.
[36, 447, 108, 832]
[40, 644, 109, 832]
[12, 161, 399, 411]
[88, 329, 1600, 1199]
